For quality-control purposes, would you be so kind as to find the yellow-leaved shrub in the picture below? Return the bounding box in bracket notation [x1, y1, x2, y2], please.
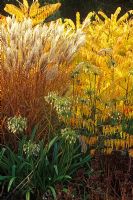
[62, 8, 133, 155]
[4, 0, 61, 25]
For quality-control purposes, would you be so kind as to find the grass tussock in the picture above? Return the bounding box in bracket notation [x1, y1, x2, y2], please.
[1, 17, 85, 145]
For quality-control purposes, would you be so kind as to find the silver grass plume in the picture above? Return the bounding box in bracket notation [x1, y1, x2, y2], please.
[1, 17, 85, 80]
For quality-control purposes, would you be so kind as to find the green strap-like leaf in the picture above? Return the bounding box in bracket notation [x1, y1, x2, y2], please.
[8, 177, 16, 192]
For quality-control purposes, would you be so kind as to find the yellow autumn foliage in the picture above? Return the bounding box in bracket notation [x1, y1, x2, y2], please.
[1, 2, 133, 155]
[65, 8, 133, 154]
[4, 0, 61, 25]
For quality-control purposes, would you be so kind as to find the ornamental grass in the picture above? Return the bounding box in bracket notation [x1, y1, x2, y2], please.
[0, 17, 85, 146]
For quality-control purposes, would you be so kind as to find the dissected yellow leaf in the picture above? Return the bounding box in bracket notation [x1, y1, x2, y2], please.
[32, 14, 47, 25]
[117, 13, 129, 24]
[98, 11, 108, 20]
[64, 19, 75, 30]
[76, 12, 81, 29]
[29, 1, 40, 17]
[4, 1, 61, 25]
[112, 7, 121, 21]
[19, 2, 28, 15]
[34, 3, 61, 19]
[23, 0, 29, 8]
[4, 4, 24, 20]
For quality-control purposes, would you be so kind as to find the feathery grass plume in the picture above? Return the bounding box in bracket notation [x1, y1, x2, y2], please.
[76, 12, 81, 29]
[1, 17, 85, 72]
[4, 0, 61, 25]
[0, 17, 85, 145]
